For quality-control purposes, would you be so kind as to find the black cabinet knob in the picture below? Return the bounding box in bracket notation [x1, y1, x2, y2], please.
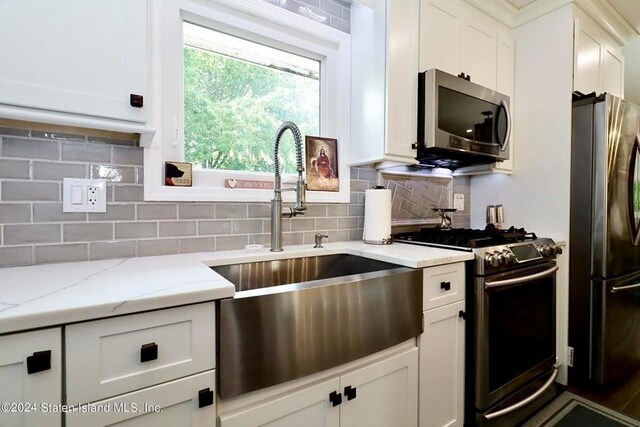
[140, 342, 158, 363]
[440, 281, 451, 291]
[130, 94, 144, 108]
[329, 391, 342, 407]
[459, 310, 467, 320]
[344, 385, 357, 401]
[26, 350, 51, 374]
[198, 388, 214, 408]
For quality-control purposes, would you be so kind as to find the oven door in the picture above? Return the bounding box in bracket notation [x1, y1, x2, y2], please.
[475, 261, 557, 410]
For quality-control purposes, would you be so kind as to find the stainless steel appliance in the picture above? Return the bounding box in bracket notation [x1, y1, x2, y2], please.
[570, 93, 640, 386]
[395, 227, 560, 426]
[417, 69, 511, 169]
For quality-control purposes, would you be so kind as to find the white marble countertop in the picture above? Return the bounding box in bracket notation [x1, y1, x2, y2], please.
[0, 240, 473, 334]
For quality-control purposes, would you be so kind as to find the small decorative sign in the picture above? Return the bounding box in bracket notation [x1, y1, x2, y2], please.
[165, 161, 192, 187]
[305, 136, 339, 192]
[224, 179, 274, 190]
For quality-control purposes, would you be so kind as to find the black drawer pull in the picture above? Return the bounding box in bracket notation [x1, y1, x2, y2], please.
[198, 388, 214, 408]
[26, 350, 51, 374]
[344, 385, 357, 401]
[130, 94, 144, 108]
[459, 310, 467, 320]
[329, 391, 342, 407]
[440, 281, 451, 291]
[140, 342, 158, 363]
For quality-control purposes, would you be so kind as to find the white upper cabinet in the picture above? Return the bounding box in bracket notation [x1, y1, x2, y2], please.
[420, 0, 515, 175]
[573, 7, 625, 98]
[351, 0, 420, 166]
[0, 0, 148, 123]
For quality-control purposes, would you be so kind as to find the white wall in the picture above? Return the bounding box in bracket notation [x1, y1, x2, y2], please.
[622, 36, 640, 107]
[470, 4, 574, 242]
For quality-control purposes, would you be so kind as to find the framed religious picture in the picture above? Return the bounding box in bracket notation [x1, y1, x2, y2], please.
[305, 136, 339, 192]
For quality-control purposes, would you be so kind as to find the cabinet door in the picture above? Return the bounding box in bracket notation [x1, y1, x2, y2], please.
[573, 17, 603, 95]
[0, 328, 62, 427]
[340, 348, 418, 427]
[602, 44, 624, 98]
[386, 0, 420, 161]
[419, 0, 461, 75]
[419, 301, 465, 427]
[459, 3, 497, 90]
[66, 370, 215, 427]
[0, 0, 147, 123]
[220, 378, 340, 427]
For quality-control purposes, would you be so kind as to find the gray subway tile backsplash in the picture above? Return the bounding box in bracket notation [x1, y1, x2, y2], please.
[1, 181, 59, 201]
[0, 159, 30, 179]
[0, 203, 31, 223]
[2, 137, 59, 160]
[0, 119, 469, 268]
[33, 161, 85, 181]
[4, 224, 61, 245]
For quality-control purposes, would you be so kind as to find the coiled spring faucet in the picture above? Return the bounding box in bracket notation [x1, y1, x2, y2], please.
[271, 122, 306, 252]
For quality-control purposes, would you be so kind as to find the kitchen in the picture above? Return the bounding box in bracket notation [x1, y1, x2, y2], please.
[0, 0, 639, 426]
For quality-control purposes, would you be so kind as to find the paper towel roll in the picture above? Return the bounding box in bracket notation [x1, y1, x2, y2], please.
[363, 188, 392, 245]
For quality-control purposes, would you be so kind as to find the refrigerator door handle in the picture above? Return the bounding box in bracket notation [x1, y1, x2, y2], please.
[610, 282, 640, 293]
[485, 266, 558, 289]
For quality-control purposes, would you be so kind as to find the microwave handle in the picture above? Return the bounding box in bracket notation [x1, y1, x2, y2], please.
[499, 100, 511, 152]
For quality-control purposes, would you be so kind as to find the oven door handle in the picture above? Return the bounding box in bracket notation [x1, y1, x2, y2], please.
[484, 265, 558, 289]
[483, 368, 558, 421]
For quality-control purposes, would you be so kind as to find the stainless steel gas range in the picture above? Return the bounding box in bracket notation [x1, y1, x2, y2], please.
[395, 227, 561, 426]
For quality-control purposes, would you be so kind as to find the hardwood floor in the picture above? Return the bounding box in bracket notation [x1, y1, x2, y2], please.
[568, 367, 640, 421]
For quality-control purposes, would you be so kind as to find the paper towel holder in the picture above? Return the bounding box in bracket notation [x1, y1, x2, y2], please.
[363, 186, 393, 245]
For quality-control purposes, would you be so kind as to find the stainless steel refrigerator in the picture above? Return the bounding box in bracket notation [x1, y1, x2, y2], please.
[570, 93, 640, 386]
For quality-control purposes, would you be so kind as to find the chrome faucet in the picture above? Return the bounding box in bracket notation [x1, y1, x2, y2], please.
[271, 122, 306, 252]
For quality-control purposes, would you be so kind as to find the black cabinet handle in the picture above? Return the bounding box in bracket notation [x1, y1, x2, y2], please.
[440, 281, 451, 291]
[198, 388, 214, 408]
[130, 94, 144, 108]
[26, 350, 51, 374]
[329, 391, 342, 407]
[344, 385, 357, 401]
[457, 72, 471, 81]
[459, 310, 467, 320]
[140, 342, 158, 363]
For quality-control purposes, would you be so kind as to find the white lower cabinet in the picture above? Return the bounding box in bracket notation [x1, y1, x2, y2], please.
[419, 262, 466, 427]
[0, 328, 62, 427]
[65, 370, 216, 427]
[419, 301, 465, 427]
[220, 348, 418, 427]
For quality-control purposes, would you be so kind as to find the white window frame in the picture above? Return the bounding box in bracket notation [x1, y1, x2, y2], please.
[143, 0, 351, 203]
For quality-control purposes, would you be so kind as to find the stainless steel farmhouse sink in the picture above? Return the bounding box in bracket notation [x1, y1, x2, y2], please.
[212, 254, 422, 399]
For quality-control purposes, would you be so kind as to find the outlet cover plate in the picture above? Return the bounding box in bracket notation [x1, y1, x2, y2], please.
[453, 193, 464, 211]
[63, 178, 107, 213]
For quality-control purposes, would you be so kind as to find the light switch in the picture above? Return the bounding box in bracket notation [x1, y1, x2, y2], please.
[71, 186, 83, 205]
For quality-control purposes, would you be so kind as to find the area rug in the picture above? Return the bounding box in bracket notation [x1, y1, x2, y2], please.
[522, 392, 640, 426]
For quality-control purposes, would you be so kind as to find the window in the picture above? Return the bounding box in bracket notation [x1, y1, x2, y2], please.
[147, 0, 350, 203]
[183, 23, 320, 174]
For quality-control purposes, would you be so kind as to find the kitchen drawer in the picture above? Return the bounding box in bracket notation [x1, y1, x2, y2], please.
[66, 370, 216, 427]
[66, 303, 215, 404]
[423, 262, 465, 310]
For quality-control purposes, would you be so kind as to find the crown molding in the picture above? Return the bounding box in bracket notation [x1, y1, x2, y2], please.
[574, 0, 637, 43]
[464, 0, 518, 28]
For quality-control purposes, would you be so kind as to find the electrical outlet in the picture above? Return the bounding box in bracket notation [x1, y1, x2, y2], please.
[568, 346, 574, 367]
[63, 178, 107, 213]
[453, 193, 464, 210]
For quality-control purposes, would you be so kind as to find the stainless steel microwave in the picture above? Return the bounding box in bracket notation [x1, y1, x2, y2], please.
[417, 69, 511, 169]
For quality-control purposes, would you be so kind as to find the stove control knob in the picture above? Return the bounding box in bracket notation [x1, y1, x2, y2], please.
[491, 252, 501, 267]
[539, 245, 551, 256]
[484, 253, 495, 267]
[555, 246, 563, 255]
[502, 250, 515, 265]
